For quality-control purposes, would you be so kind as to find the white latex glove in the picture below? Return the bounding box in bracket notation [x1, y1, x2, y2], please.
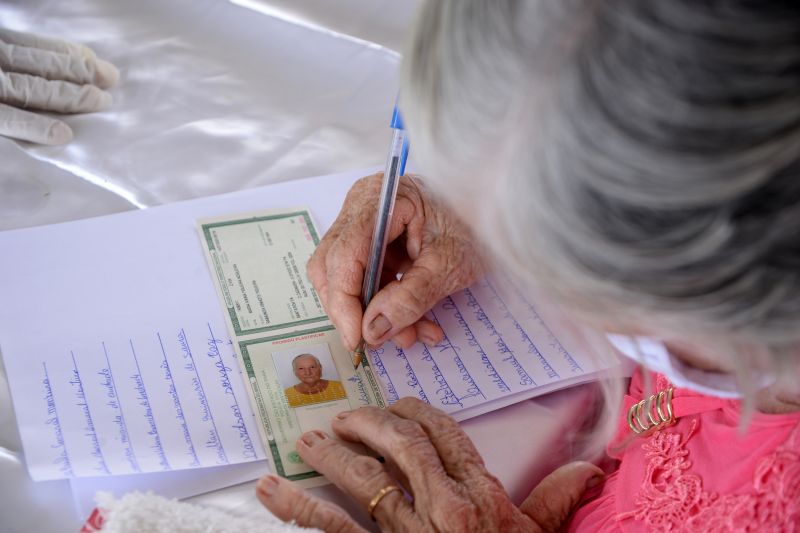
[0, 28, 119, 145]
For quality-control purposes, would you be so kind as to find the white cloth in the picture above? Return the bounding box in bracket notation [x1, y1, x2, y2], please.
[0, 0, 406, 219]
[90, 491, 319, 533]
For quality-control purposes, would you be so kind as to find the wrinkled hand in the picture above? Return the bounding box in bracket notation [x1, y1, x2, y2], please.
[308, 173, 485, 351]
[0, 28, 119, 144]
[256, 398, 604, 532]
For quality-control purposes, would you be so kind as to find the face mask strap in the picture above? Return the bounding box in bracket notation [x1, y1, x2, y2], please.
[608, 333, 746, 399]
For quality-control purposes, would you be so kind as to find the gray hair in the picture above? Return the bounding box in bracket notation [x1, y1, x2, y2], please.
[291, 353, 321, 371]
[402, 0, 800, 380]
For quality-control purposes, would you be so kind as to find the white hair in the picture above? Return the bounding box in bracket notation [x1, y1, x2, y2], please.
[401, 0, 800, 444]
[291, 353, 321, 371]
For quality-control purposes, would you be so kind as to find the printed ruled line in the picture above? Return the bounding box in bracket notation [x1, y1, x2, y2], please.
[419, 342, 464, 408]
[42, 362, 74, 477]
[368, 347, 400, 403]
[70, 351, 111, 475]
[441, 294, 511, 394]
[485, 279, 560, 386]
[498, 276, 582, 373]
[393, 346, 430, 404]
[428, 309, 485, 403]
[206, 323, 257, 460]
[101, 342, 141, 473]
[522, 299, 583, 373]
[157, 333, 200, 467]
[179, 328, 229, 465]
[129, 340, 171, 471]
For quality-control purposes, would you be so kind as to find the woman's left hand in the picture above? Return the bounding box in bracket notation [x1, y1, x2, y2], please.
[256, 397, 603, 532]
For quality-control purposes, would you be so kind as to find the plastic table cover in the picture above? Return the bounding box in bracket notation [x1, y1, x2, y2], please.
[0, 1, 590, 531]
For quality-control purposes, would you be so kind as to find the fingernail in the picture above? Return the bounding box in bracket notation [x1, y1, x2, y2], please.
[367, 314, 392, 339]
[95, 90, 113, 112]
[419, 333, 437, 345]
[95, 58, 120, 89]
[257, 475, 279, 497]
[335, 410, 352, 420]
[586, 474, 604, 489]
[46, 122, 74, 145]
[300, 430, 327, 447]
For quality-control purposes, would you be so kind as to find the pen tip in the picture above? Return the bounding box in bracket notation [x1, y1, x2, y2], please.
[352, 344, 365, 369]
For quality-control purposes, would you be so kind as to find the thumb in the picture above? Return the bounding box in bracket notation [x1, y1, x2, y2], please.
[256, 475, 367, 533]
[519, 461, 604, 533]
[362, 260, 444, 345]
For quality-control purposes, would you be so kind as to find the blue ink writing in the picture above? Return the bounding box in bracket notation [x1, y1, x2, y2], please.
[129, 340, 171, 471]
[69, 351, 110, 475]
[101, 342, 140, 473]
[156, 334, 200, 467]
[42, 362, 74, 477]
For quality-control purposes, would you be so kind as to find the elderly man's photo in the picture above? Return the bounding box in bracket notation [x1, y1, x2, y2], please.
[279, 349, 346, 408]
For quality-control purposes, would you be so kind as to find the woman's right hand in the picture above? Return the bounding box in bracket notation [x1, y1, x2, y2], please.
[307, 172, 485, 351]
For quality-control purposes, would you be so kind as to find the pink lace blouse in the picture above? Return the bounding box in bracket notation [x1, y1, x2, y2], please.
[568, 370, 800, 532]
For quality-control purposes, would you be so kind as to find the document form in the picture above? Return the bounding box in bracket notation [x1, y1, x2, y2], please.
[0, 169, 615, 485]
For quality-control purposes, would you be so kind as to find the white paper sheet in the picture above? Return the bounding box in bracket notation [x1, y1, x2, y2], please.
[1, 166, 612, 496]
[370, 275, 608, 421]
[0, 169, 364, 481]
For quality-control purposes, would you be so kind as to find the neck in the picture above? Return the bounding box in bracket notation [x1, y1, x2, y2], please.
[755, 388, 800, 414]
[296, 380, 327, 394]
[665, 342, 800, 414]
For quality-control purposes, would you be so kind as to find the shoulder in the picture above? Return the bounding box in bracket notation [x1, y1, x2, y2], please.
[608, 373, 800, 530]
[327, 380, 345, 392]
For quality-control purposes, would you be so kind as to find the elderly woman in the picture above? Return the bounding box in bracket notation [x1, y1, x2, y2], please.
[257, 1, 800, 531]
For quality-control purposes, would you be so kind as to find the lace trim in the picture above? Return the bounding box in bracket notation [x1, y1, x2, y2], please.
[617, 418, 800, 532]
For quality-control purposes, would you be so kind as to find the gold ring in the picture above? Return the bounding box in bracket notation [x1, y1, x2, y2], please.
[367, 484, 402, 520]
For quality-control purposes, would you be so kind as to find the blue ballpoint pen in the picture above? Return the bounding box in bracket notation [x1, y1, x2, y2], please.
[351, 104, 409, 369]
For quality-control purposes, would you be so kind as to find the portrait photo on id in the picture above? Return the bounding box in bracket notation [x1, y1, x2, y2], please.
[276, 345, 348, 408]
